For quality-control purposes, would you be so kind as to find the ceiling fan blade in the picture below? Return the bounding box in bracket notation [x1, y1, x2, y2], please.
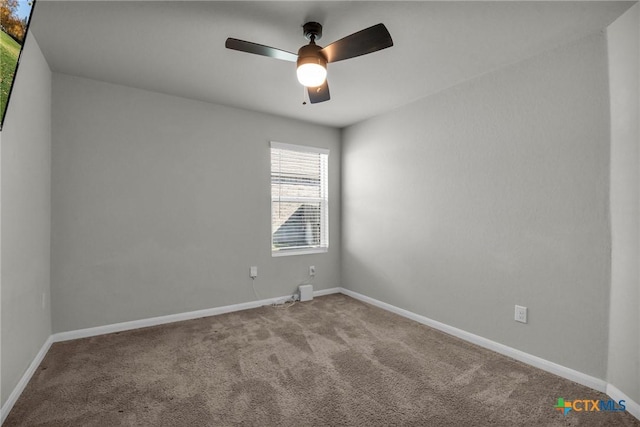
[320, 23, 393, 63]
[307, 81, 330, 104]
[225, 38, 298, 62]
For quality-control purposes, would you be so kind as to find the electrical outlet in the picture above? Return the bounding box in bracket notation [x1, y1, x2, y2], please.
[515, 305, 527, 324]
[250, 266, 258, 279]
[309, 266, 316, 276]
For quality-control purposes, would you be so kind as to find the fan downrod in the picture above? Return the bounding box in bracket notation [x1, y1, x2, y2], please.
[303, 22, 323, 42]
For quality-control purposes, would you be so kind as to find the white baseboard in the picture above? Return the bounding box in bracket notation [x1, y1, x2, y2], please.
[3, 287, 638, 423]
[53, 290, 342, 342]
[51, 287, 341, 343]
[340, 288, 607, 391]
[1, 336, 53, 425]
[3, 289, 339, 423]
[313, 287, 341, 297]
[341, 288, 639, 421]
[607, 384, 640, 420]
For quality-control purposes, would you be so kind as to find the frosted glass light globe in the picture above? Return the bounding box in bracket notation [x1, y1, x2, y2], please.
[297, 63, 327, 87]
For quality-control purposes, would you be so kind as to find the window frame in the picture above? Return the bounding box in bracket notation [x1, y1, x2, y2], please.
[270, 141, 329, 257]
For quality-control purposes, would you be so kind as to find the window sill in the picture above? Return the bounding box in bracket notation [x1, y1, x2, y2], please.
[272, 247, 328, 257]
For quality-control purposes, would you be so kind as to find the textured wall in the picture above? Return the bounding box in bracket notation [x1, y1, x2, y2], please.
[342, 33, 611, 378]
[51, 74, 340, 333]
[607, 3, 640, 404]
[1, 35, 52, 407]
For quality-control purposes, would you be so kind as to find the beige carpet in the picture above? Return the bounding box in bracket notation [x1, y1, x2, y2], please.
[5, 294, 639, 426]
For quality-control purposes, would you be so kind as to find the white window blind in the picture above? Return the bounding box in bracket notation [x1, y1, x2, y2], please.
[271, 142, 329, 256]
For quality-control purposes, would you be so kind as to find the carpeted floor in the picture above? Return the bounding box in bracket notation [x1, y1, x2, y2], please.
[5, 294, 640, 426]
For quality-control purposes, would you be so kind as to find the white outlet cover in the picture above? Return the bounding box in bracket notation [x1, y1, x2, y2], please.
[515, 305, 528, 323]
[250, 266, 258, 278]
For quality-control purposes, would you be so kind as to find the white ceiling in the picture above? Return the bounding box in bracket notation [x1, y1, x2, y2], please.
[31, 1, 634, 128]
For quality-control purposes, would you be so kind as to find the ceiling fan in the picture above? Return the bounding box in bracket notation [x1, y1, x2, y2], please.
[225, 22, 393, 104]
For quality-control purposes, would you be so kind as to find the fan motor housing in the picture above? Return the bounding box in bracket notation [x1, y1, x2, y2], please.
[297, 44, 327, 69]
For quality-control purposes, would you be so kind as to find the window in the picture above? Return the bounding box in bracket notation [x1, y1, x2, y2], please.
[271, 142, 329, 256]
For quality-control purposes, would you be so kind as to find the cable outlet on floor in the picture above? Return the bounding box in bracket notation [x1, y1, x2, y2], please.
[515, 305, 527, 324]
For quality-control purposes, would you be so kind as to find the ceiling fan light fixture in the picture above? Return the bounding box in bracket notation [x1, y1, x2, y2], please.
[296, 44, 327, 87]
[226, 22, 393, 103]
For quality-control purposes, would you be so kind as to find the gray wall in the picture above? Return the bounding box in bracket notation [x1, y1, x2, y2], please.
[0, 35, 52, 407]
[51, 74, 340, 333]
[607, 3, 640, 404]
[4, 10, 638, 412]
[342, 33, 611, 379]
